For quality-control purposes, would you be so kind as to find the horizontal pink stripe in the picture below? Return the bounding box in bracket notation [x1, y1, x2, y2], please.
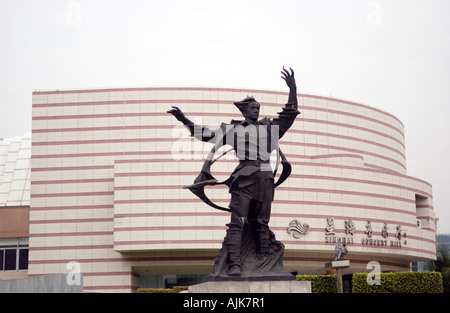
[299, 132, 404, 158]
[111, 240, 212, 245]
[109, 240, 435, 256]
[31, 140, 405, 171]
[32, 124, 174, 134]
[28, 257, 123, 264]
[84, 271, 135, 277]
[27, 258, 412, 273]
[287, 140, 405, 169]
[33, 117, 405, 150]
[31, 111, 231, 120]
[114, 198, 206, 204]
[301, 117, 404, 148]
[31, 191, 113, 198]
[32, 137, 170, 146]
[31, 151, 154, 159]
[416, 204, 433, 209]
[32, 111, 404, 147]
[110, 212, 427, 231]
[109, 225, 434, 243]
[114, 212, 228, 218]
[31, 126, 406, 156]
[31, 150, 172, 159]
[31, 109, 404, 141]
[30, 204, 113, 211]
[114, 226, 225, 232]
[29, 158, 432, 191]
[32, 88, 404, 129]
[111, 169, 432, 199]
[32, 165, 114, 172]
[113, 185, 415, 204]
[31, 128, 405, 159]
[28, 256, 215, 265]
[30, 152, 405, 180]
[416, 215, 435, 221]
[25, 254, 416, 269]
[31, 271, 135, 277]
[31, 178, 114, 185]
[29, 217, 113, 224]
[112, 198, 417, 215]
[30, 231, 112, 237]
[29, 244, 113, 251]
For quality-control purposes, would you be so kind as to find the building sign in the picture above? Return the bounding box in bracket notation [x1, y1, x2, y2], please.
[365, 221, 373, 237]
[286, 217, 407, 248]
[345, 220, 355, 235]
[325, 234, 354, 244]
[323, 217, 406, 248]
[325, 217, 354, 244]
[325, 217, 335, 235]
[287, 219, 310, 238]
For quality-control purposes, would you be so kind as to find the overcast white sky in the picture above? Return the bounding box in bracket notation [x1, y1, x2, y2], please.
[1, 0, 449, 233]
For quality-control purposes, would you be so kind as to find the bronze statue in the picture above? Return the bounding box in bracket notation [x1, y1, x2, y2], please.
[168, 67, 299, 280]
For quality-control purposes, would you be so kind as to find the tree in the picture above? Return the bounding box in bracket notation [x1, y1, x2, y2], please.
[426, 244, 450, 293]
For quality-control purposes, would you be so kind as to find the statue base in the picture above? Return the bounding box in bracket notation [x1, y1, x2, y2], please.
[188, 280, 311, 293]
[206, 222, 294, 281]
[204, 275, 295, 282]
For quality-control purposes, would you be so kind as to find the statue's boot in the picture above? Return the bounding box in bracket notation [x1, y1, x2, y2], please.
[255, 219, 270, 254]
[225, 218, 246, 276]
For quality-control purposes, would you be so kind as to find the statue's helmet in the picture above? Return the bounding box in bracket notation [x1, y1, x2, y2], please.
[233, 96, 260, 111]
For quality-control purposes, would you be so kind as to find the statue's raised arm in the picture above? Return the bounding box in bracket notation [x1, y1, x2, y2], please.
[273, 67, 300, 139]
[281, 66, 298, 109]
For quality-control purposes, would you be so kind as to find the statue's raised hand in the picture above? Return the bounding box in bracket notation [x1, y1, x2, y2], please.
[281, 66, 296, 90]
[167, 106, 186, 122]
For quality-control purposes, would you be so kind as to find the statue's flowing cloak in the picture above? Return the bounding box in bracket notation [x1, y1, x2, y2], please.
[184, 107, 300, 212]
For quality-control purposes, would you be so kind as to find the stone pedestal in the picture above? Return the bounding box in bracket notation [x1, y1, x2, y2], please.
[188, 280, 311, 293]
[208, 224, 293, 280]
[324, 260, 350, 293]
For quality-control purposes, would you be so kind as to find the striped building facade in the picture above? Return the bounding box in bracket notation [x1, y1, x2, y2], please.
[30, 87, 435, 292]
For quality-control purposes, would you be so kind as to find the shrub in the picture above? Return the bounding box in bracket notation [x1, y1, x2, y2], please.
[297, 274, 337, 293]
[394, 272, 443, 293]
[352, 272, 395, 293]
[352, 272, 443, 293]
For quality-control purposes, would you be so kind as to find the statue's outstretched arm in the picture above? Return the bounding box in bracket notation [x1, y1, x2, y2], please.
[281, 66, 298, 109]
[167, 106, 191, 125]
[167, 106, 218, 143]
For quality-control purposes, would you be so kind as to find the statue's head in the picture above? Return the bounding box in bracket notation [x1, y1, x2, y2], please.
[234, 96, 260, 121]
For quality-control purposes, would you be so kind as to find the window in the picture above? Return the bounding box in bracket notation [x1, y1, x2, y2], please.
[415, 194, 429, 229]
[0, 237, 29, 271]
[4, 249, 17, 270]
[19, 248, 29, 270]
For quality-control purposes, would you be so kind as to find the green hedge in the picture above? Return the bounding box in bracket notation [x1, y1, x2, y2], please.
[296, 274, 337, 293]
[137, 286, 188, 293]
[352, 272, 443, 293]
[137, 272, 443, 293]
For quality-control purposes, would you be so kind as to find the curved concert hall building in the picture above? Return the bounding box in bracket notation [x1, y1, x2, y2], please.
[29, 87, 436, 292]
